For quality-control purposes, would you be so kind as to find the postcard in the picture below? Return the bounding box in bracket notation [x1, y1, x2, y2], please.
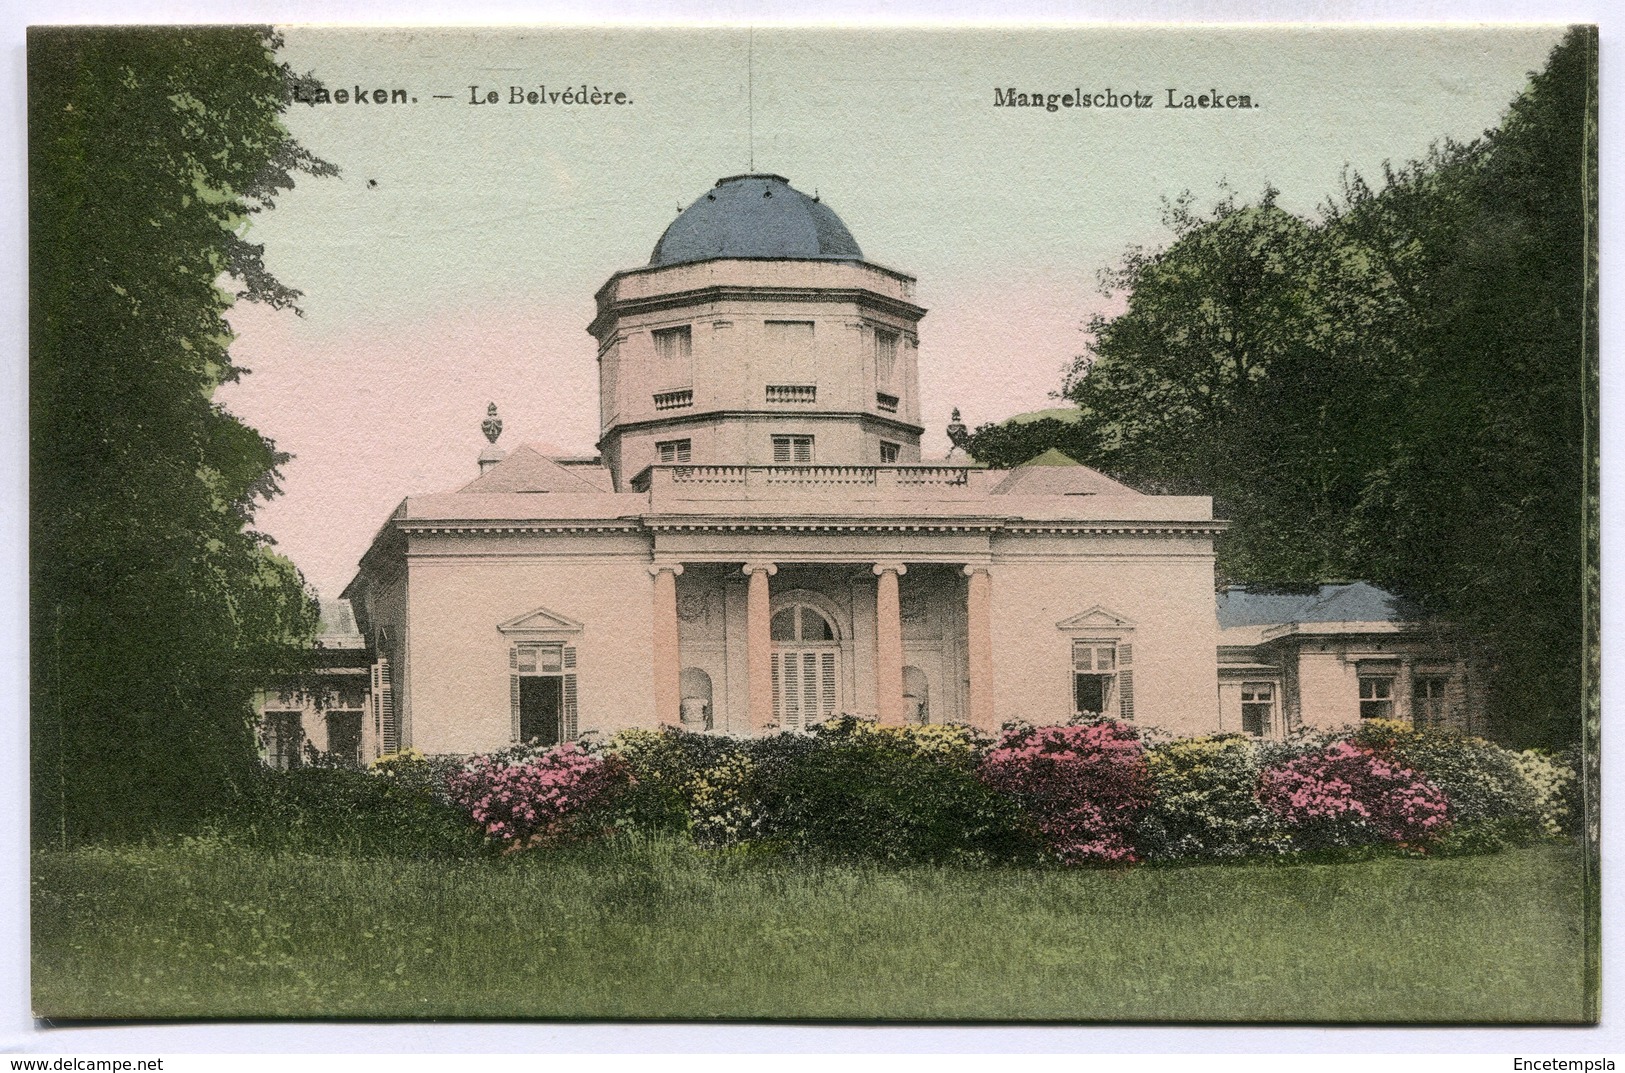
[26, 23, 1598, 1024]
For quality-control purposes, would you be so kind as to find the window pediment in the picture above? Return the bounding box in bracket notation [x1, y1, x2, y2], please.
[1056, 605, 1135, 631]
[498, 605, 585, 636]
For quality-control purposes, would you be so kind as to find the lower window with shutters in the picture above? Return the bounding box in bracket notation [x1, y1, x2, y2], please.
[510, 641, 579, 745]
[1071, 639, 1134, 721]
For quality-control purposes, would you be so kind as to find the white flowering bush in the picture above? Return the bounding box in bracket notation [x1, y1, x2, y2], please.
[1137, 735, 1291, 861]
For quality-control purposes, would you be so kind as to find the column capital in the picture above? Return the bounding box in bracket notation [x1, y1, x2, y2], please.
[962, 563, 992, 578]
[648, 563, 685, 577]
[742, 562, 778, 577]
[872, 562, 908, 577]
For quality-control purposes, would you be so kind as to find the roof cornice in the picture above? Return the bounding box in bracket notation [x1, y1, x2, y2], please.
[589, 283, 927, 338]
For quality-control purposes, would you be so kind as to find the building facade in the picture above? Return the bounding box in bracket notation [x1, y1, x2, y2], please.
[256, 175, 1480, 769]
[1215, 583, 1486, 740]
[330, 174, 1223, 758]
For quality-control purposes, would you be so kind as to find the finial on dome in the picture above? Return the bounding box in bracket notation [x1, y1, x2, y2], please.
[482, 402, 503, 444]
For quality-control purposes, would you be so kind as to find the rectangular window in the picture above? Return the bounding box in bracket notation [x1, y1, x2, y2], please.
[325, 711, 364, 766]
[874, 327, 899, 383]
[1359, 675, 1395, 720]
[653, 325, 691, 362]
[656, 438, 692, 463]
[772, 435, 814, 464]
[1413, 676, 1449, 728]
[1072, 641, 1117, 718]
[511, 641, 577, 745]
[1240, 682, 1275, 737]
[263, 711, 304, 770]
[879, 441, 900, 463]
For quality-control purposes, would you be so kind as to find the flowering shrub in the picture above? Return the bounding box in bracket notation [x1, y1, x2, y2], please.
[1513, 750, 1578, 838]
[444, 742, 629, 846]
[809, 715, 989, 767]
[1351, 720, 1537, 829]
[751, 726, 1032, 863]
[1257, 740, 1450, 849]
[1137, 735, 1289, 861]
[603, 726, 738, 834]
[688, 751, 760, 845]
[977, 720, 1153, 864]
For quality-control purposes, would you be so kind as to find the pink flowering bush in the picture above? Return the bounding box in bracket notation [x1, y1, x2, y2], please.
[1257, 740, 1450, 849]
[444, 742, 630, 847]
[977, 720, 1153, 864]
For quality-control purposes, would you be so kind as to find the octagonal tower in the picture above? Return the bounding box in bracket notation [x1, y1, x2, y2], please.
[588, 174, 927, 488]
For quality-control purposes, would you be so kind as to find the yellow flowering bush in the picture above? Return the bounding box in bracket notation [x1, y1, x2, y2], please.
[1512, 750, 1578, 838]
[809, 715, 988, 767]
[688, 752, 760, 845]
[369, 747, 427, 772]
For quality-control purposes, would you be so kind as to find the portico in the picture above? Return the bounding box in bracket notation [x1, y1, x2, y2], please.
[649, 548, 995, 734]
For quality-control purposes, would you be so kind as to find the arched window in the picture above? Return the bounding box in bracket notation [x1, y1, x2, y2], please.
[771, 604, 836, 642]
[771, 602, 840, 729]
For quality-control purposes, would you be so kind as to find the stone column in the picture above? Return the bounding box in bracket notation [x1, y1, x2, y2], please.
[743, 562, 777, 732]
[964, 565, 994, 731]
[873, 563, 907, 724]
[649, 564, 683, 727]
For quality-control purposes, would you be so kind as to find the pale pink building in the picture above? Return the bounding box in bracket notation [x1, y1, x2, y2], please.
[327, 174, 1228, 758]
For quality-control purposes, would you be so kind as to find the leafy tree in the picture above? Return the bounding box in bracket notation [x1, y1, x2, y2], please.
[1018, 29, 1594, 747]
[961, 415, 1103, 471]
[30, 27, 335, 843]
[1327, 27, 1596, 748]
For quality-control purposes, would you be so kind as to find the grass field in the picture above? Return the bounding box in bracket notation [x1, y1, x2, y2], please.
[31, 837, 1593, 1022]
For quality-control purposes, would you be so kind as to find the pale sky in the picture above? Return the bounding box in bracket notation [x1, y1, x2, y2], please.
[216, 25, 1568, 598]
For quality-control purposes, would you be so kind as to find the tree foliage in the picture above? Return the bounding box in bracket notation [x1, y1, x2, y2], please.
[969, 28, 1595, 747]
[30, 27, 336, 842]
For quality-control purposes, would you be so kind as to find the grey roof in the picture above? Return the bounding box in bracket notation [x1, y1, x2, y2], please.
[989, 449, 1141, 496]
[315, 598, 367, 649]
[1216, 582, 1405, 629]
[457, 443, 612, 494]
[650, 174, 863, 267]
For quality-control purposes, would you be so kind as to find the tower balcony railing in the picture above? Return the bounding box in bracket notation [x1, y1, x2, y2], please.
[633, 463, 975, 500]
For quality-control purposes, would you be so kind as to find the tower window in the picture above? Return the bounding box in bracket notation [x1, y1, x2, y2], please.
[656, 439, 692, 463]
[875, 327, 899, 383]
[653, 325, 692, 362]
[772, 435, 814, 463]
[880, 441, 900, 463]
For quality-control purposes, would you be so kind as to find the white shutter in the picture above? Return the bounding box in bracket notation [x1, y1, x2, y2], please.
[377, 656, 397, 753]
[1117, 643, 1134, 721]
[562, 645, 578, 740]
[819, 651, 837, 720]
[771, 651, 782, 723]
[509, 646, 521, 742]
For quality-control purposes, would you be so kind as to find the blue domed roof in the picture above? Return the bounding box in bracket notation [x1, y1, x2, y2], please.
[649, 174, 863, 267]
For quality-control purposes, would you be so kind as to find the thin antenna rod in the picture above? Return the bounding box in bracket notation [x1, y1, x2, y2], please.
[747, 28, 755, 172]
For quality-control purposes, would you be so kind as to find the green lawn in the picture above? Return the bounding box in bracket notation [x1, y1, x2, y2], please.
[31, 838, 1593, 1022]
